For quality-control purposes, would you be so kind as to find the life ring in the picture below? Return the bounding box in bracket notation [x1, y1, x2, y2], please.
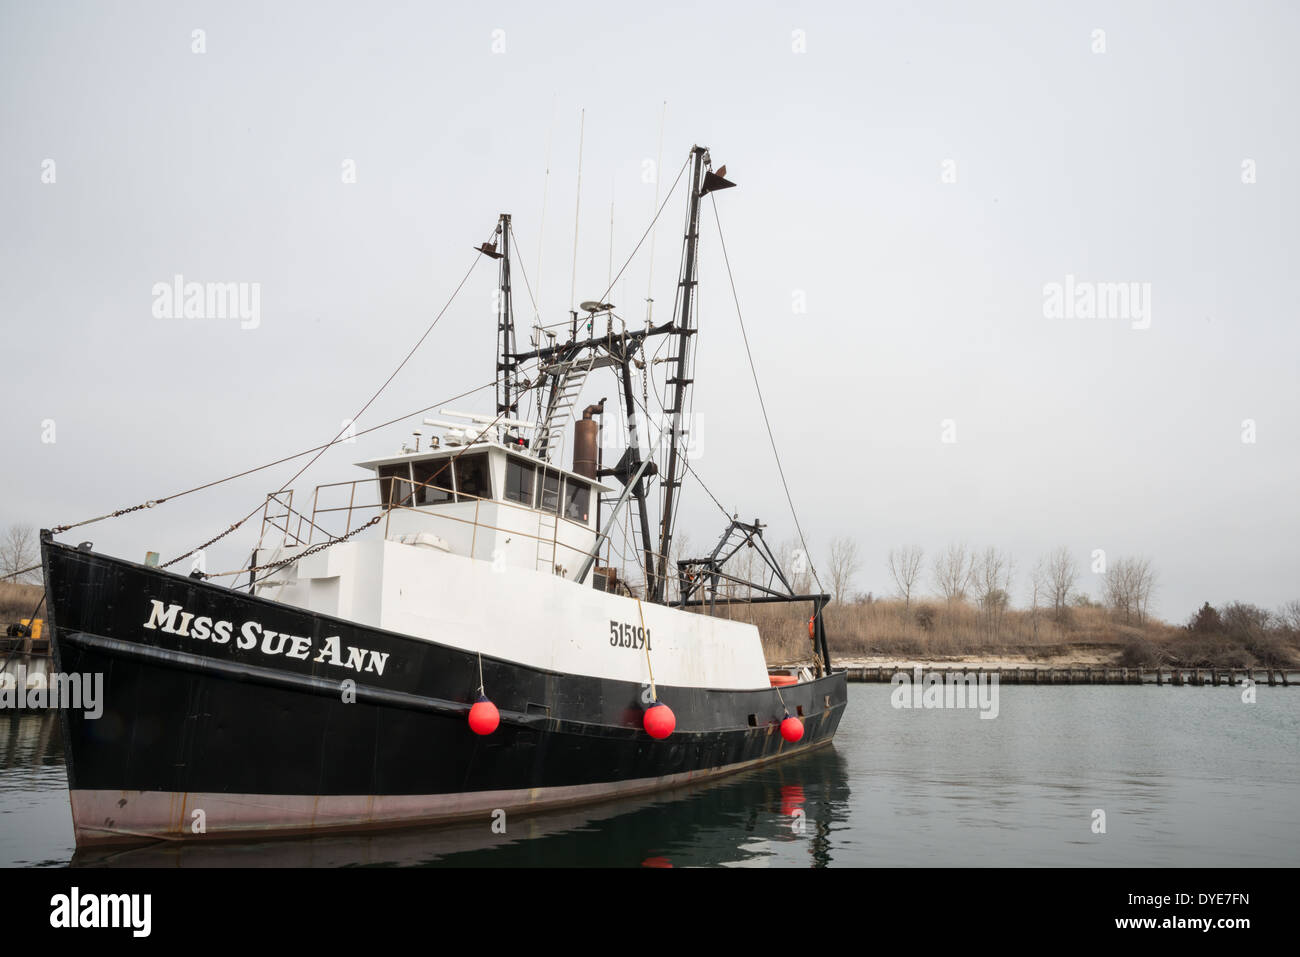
[769, 674, 798, 687]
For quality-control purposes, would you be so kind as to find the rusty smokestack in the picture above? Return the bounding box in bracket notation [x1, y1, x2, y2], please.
[573, 399, 604, 479]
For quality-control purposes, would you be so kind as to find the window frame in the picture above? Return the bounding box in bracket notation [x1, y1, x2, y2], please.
[562, 476, 592, 525]
[536, 467, 561, 514]
[377, 462, 416, 510]
[411, 459, 455, 506]
[504, 457, 536, 506]
[453, 451, 493, 503]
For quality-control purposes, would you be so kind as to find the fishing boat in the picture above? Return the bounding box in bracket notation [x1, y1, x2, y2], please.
[40, 145, 847, 847]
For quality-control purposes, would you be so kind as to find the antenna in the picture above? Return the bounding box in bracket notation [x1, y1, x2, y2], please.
[645, 101, 667, 327]
[569, 108, 585, 316]
[535, 94, 556, 323]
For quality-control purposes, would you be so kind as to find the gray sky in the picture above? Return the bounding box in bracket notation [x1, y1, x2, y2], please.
[2, 0, 1297, 621]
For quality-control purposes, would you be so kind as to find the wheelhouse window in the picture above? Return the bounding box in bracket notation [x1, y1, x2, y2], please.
[376, 463, 414, 509]
[563, 477, 591, 524]
[505, 458, 535, 506]
[454, 452, 492, 502]
[412, 460, 454, 506]
[537, 468, 560, 514]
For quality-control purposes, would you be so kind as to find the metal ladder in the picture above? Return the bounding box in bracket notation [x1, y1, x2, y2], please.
[535, 510, 559, 575]
[535, 352, 596, 461]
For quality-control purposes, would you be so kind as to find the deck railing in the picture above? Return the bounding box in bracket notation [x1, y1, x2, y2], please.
[255, 474, 665, 583]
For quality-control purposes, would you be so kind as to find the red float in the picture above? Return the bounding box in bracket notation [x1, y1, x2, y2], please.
[643, 701, 676, 739]
[780, 784, 806, 817]
[468, 696, 500, 735]
[780, 714, 804, 743]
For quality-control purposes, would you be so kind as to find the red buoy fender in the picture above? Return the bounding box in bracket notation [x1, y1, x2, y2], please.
[468, 696, 500, 735]
[780, 715, 804, 743]
[643, 701, 676, 739]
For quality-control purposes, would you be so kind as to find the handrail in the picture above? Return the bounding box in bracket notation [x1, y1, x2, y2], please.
[256, 473, 681, 583]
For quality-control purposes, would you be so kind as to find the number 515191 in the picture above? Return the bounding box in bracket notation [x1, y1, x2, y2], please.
[609, 620, 651, 650]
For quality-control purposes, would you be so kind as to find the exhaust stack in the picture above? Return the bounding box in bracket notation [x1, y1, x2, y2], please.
[573, 399, 604, 479]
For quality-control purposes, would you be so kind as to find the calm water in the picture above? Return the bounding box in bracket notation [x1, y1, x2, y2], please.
[3, 684, 1297, 867]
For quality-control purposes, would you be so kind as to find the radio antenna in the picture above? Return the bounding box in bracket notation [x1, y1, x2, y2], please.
[645, 100, 667, 326]
[569, 108, 585, 316]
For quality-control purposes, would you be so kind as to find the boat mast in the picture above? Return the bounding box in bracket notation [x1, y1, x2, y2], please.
[495, 213, 519, 418]
[495, 146, 731, 603]
[651, 145, 707, 603]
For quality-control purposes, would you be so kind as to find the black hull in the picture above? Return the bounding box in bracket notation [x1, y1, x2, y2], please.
[40, 538, 846, 846]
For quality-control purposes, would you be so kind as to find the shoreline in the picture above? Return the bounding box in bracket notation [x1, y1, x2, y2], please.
[774, 657, 1299, 686]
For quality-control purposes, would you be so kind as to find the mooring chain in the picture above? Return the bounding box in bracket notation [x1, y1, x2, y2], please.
[160, 517, 252, 570]
[230, 513, 385, 582]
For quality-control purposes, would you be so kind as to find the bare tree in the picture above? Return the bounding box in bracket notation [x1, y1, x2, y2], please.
[932, 543, 975, 603]
[1102, 559, 1134, 623]
[973, 547, 1015, 637]
[1, 525, 40, 584]
[826, 536, 860, 604]
[1133, 558, 1156, 624]
[1028, 557, 1048, 642]
[1280, 599, 1300, 633]
[1046, 546, 1077, 619]
[1103, 557, 1157, 625]
[887, 545, 925, 610]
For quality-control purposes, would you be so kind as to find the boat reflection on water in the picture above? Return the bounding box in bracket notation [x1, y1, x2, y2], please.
[72, 746, 851, 868]
[1, 712, 63, 777]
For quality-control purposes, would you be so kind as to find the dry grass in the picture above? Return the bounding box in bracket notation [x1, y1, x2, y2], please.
[706, 596, 1300, 670]
[0, 581, 44, 625]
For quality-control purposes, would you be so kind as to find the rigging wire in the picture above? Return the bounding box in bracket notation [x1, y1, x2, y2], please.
[48, 379, 498, 541]
[511, 230, 541, 331]
[156, 244, 489, 569]
[593, 153, 690, 309]
[36, 152, 768, 611]
[0, 564, 40, 582]
[708, 194, 826, 595]
[603, 339, 731, 586]
[509, 229, 546, 431]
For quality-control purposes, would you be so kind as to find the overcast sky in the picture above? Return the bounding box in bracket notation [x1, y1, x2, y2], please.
[2, 0, 1297, 621]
